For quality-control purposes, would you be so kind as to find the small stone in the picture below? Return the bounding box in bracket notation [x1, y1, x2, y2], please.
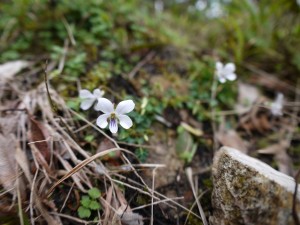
[210, 147, 300, 225]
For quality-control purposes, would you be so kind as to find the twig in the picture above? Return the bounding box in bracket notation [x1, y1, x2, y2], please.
[62, 17, 76, 46]
[57, 39, 69, 74]
[112, 174, 202, 220]
[16, 166, 24, 225]
[184, 190, 209, 225]
[47, 148, 130, 197]
[210, 72, 219, 152]
[150, 167, 158, 225]
[50, 212, 97, 224]
[132, 197, 184, 211]
[128, 51, 156, 79]
[60, 182, 75, 212]
[69, 109, 119, 148]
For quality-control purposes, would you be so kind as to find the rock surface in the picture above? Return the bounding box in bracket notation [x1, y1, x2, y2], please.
[210, 147, 300, 225]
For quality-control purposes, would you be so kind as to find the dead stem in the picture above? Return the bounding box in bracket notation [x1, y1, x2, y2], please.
[186, 167, 208, 225]
[210, 71, 219, 152]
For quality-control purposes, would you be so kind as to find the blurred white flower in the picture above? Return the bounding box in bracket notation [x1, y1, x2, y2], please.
[79, 88, 105, 110]
[270, 93, 284, 116]
[96, 98, 135, 133]
[215, 62, 237, 83]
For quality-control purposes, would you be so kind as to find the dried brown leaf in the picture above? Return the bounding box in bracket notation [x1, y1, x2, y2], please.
[0, 60, 29, 82]
[20, 153, 62, 225]
[0, 114, 19, 135]
[257, 140, 293, 175]
[116, 204, 144, 225]
[28, 116, 50, 163]
[0, 134, 18, 193]
[238, 98, 271, 133]
[217, 130, 249, 153]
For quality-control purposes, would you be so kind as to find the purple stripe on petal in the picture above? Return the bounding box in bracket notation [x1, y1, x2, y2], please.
[109, 118, 118, 133]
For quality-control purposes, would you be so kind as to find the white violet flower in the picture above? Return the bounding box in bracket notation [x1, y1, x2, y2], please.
[215, 61, 237, 83]
[79, 88, 105, 110]
[270, 93, 284, 116]
[96, 98, 135, 133]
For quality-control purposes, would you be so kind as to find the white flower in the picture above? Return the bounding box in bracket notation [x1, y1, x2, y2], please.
[79, 88, 105, 110]
[96, 98, 135, 133]
[270, 93, 284, 116]
[215, 62, 237, 83]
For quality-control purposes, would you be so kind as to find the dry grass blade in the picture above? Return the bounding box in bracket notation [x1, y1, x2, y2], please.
[47, 147, 129, 197]
[114, 187, 144, 225]
[16, 142, 62, 225]
[183, 190, 208, 225]
[55, 153, 87, 192]
[102, 186, 113, 225]
[150, 168, 157, 225]
[185, 167, 208, 225]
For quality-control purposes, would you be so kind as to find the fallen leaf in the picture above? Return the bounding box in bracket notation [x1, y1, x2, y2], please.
[97, 138, 121, 161]
[0, 114, 19, 135]
[118, 211, 144, 225]
[0, 134, 25, 196]
[116, 208, 144, 225]
[257, 140, 293, 175]
[0, 60, 29, 82]
[28, 116, 50, 163]
[216, 130, 249, 153]
[236, 82, 260, 113]
[238, 98, 271, 134]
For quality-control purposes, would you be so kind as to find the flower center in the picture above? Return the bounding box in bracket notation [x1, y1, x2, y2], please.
[110, 112, 116, 119]
[109, 112, 118, 125]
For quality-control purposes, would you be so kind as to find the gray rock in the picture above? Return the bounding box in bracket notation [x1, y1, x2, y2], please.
[210, 147, 300, 225]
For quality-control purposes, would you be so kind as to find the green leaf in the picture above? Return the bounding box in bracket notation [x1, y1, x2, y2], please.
[176, 130, 197, 163]
[78, 206, 91, 219]
[89, 200, 101, 210]
[88, 188, 101, 199]
[80, 196, 91, 208]
[84, 134, 95, 142]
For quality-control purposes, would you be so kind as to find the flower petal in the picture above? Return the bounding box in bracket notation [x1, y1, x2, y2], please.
[275, 93, 284, 104]
[226, 73, 237, 81]
[115, 100, 135, 115]
[216, 61, 223, 71]
[271, 103, 282, 116]
[218, 77, 226, 83]
[109, 118, 118, 133]
[94, 98, 114, 113]
[118, 115, 133, 129]
[96, 114, 110, 128]
[79, 89, 94, 99]
[224, 63, 236, 73]
[93, 88, 104, 98]
[80, 99, 95, 110]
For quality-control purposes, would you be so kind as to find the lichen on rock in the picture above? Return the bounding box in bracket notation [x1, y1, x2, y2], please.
[210, 147, 300, 225]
